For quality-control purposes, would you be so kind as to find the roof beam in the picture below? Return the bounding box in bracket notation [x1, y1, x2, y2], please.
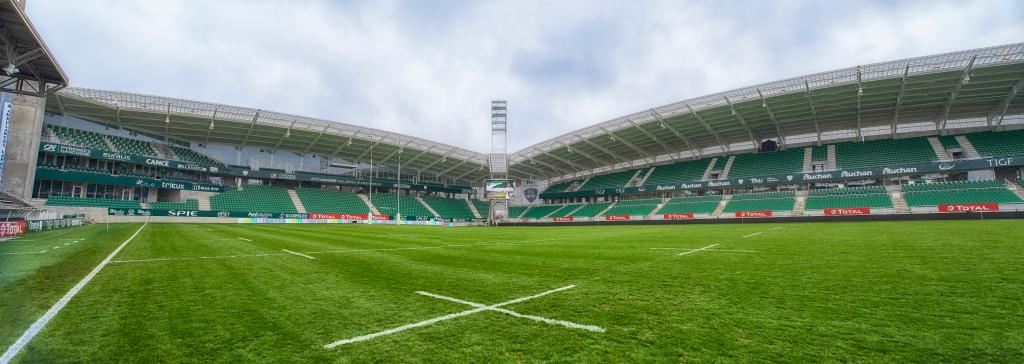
[301, 126, 330, 155]
[238, 110, 261, 150]
[514, 162, 553, 179]
[529, 158, 566, 177]
[202, 109, 217, 147]
[683, 104, 728, 148]
[575, 133, 626, 163]
[803, 81, 822, 144]
[403, 147, 433, 166]
[600, 127, 650, 160]
[329, 131, 359, 159]
[271, 119, 297, 153]
[650, 110, 698, 158]
[627, 119, 671, 154]
[939, 54, 977, 130]
[380, 140, 414, 164]
[421, 148, 457, 171]
[987, 73, 1024, 128]
[454, 166, 481, 181]
[54, 92, 66, 115]
[354, 136, 386, 163]
[163, 103, 172, 143]
[555, 140, 602, 167]
[541, 148, 583, 173]
[438, 159, 469, 175]
[891, 64, 911, 137]
[723, 96, 758, 148]
[755, 90, 786, 145]
[855, 66, 864, 141]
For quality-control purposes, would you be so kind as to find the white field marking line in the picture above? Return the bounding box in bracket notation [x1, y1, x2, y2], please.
[415, 291, 604, 333]
[742, 232, 763, 238]
[676, 244, 719, 256]
[0, 250, 49, 255]
[237, 237, 252, 242]
[324, 285, 601, 348]
[110, 253, 289, 264]
[302, 242, 513, 255]
[0, 223, 148, 364]
[282, 249, 316, 260]
[649, 247, 757, 253]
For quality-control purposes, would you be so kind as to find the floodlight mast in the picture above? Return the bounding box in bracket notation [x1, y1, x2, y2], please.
[488, 100, 510, 223]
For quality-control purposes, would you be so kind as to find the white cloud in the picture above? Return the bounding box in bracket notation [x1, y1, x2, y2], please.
[26, 0, 1024, 152]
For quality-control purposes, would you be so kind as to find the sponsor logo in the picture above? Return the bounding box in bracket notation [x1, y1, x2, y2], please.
[101, 152, 132, 161]
[656, 185, 677, 191]
[938, 162, 956, 170]
[680, 183, 703, 189]
[786, 175, 793, 181]
[0, 221, 26, 237]
[552, 216, 574, 222]
[707, 181, 731, 187]
[145, 158, 170, 167]
[840, 170, 873, 178]
[735, 211, 772, 218]
[167, 210, 199, 217]
[802, 173, 832, 181]
[42, 143, 57, 152]
[986, 157, 1013, 167]
[663, 213, 694, 220]
[882, 166, 918, 175]
[939, 203, 999, 213]
[604, 214, 630, 221]
[217, 211, 231, 217]
[824, 208, 870, 216]
[160, 181, 186, 190]
[242, 170, 249, 176]
[737, 179, 745, 184]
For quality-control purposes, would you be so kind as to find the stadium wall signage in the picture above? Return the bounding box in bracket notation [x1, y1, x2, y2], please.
[735, 211, 773, 218]
[604, 214, 630, 221]
[663, 213, 695, 220]
[0, 221, 26, 238]
[824, 208, 871, 216]
[938, 203, 999, 212]
[540, 155, 1024, 199]
[39, 143, 214, 172]
[26, 218, 86, 232]
[218, 166, 473, 194]
[552, 216, 574, 222]
[107, 208, 430, 221]
[35, 168, 226, 192]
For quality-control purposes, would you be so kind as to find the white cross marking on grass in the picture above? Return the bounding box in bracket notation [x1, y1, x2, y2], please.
[282, 249, 316, 260]
[323, 285, 604, 349]
[742, 232, 762, 238]
[675, 244, 719, 256]
[1, 223, 148, 364]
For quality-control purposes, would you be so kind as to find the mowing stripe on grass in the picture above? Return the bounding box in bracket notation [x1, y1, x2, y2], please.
[677, 244, 719, 256]
[0, 223, 148, 364]
[324, 285, 597, 348]
[742, 232, 763, 238]
[282, 249, 316, 260]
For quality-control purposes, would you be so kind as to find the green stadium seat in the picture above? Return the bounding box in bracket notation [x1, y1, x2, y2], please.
[472, 200, 489, 216]
[48, 125, 111, 151]
[965, 130, 1024, 157]
[834, 137, 935, 169]
[421, 195, 476, 220]
[902, 180, 1022, 207]
[580, 170, 640, 190]
[601, 199, 660, 216]
[209, 184, 297, 213]
[569, 202, 612, 217]
[169, 145, 224, 166]
[726, 148, 804, 178]
[149, 199, 199, 210]
[46, 196, 141, 209]
[521, 205, 564, 219]
[658, 195, 723, 215]
[543, 180, 580, 194]
[369, 193, 434, 219]
[546, 204, 583, 218]
[295, 188, 370, 214]
[805, 186, 892, 209]
[644, 159, 711, 185]
[723, 191, 795, 212]
[107, 135, 157, 156]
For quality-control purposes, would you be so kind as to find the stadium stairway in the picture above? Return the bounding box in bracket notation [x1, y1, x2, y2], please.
[826, 145, 837, 170]
[953, 135, 982, 158]
[928, 137, 949, 160]
[102, 137, 117, 152]
[646, 197, 671, 218]
[287, 189, 307, 213]
[711, 196, 731, 216]
[197, 195, 211, 210]
[792, 191, 807, 216]
[466, 200, 483, 218]
[415, 196, 441, 218]
[637, 167, 656, 186]
[357, 194, 382, 215]
[559, 204, 587, 217]
[802, 147, 813, 172]
[719, 156, 736, 179]
[885, 185, 910, 213]
[701, 157, 719, 180]
[571, 178, 589, 192]
[1005, 180, 1024, 200]
[596, 202, 617, 217]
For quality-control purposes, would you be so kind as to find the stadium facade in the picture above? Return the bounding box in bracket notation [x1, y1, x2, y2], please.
[1, 1, 1023, 232]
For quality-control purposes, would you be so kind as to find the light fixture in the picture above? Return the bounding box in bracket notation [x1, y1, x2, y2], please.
[2, 63, 18, 76]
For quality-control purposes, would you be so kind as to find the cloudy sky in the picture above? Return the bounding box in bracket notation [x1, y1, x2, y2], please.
[26, 0, 1024, 152]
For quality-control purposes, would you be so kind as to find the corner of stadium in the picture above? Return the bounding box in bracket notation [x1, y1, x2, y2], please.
[1, 0, 1023, 362]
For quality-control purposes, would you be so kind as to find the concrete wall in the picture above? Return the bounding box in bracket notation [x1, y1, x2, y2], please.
[1, 94, 45, 199]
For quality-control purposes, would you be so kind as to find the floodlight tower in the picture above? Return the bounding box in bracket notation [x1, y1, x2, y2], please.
[488, 100, 510, 223]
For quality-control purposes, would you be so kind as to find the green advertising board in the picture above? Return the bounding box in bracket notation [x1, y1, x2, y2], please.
[36, 167, 226, 192]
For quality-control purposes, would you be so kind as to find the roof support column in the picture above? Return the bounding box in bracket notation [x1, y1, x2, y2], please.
[803, 81, 822, 145]
[891, 64, 910, 137]
[939, 54, 977, 131]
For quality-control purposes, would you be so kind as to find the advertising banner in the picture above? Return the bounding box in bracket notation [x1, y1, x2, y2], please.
[663, 213, 695, 220]
[735, 211, 773, 218]
[36, 168, 225, 192]
[39, 143, 213, 172]
[938, 203, 999, 212]
[552, 216, 574, 222]
[26, 218, 86, 232]
[604, 214, 630, 221]
[0, 221, 26, 238]
[824, 208, 871, 216]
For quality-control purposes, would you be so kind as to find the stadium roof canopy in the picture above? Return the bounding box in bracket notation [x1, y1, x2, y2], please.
[0, 0, 68, 97]
[508, 43, 1024, 181]
[46, 88, 490, 183]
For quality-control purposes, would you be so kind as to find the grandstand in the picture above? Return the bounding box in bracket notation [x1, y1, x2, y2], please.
[420, 196, 476, 220]
[210, 185, 297, 213]
[726, 149, 804, 178]
[569, 202, 612, 217]
[369, 193, 435, 220]
[601, 199, 660, 216]
[722, 191, 796, 213]
[805, 187, 893, 210]
[903, 180, 1023, 207]
[295, 188, 371, 214]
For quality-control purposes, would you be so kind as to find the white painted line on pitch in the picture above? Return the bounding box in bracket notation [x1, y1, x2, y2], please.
[651, 247, 757, 253]
[742, 232, 763, 238]
[677, 244, 719, 256]
[0, 223, 148, 364]
[324, 285, 602, 348]
[416, 291, 604, 333]
[110, 253, 289, 264]
[282, 249, 316, 260]
[0, 250, 49, 255]
[237, 237, 252, 242]
[771, 226, 783, 230]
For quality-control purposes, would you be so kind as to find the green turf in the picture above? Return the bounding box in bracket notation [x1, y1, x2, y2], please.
[2, 220, 1023, 362]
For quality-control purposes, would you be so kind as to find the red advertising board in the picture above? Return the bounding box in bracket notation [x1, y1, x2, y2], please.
[939, 203, 999, 213]
[604, 214, 631, 221]
[663, 213, 694, 220]
[824, 208, 871, 216]
[308, 213, 371, 220]
[0, 221, 27, 238]
[735, 211, 773, 218]
[370, 214, 391, 220]
[552, 216, 574, 222]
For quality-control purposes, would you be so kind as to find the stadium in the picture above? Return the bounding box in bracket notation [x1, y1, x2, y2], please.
[2, 0, 1023, 362]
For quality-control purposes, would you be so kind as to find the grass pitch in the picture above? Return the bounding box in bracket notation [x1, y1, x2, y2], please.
[2, 220, 1023, 362]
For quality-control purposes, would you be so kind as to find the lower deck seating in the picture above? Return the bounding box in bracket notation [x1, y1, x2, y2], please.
[370, 193, 434, 219]
[601, 199, 660, 216]
[295, 188, 370, 214]
[473, 200, 489, 216]
[521, 205, 564, 219]
[46, 196, 141, 209]
[806, 186, 892, 209]
[570, 202, 612, 217]
[723, 191, 795, 212]
[209, 184, 297, 213]
[659, 196, 722, 215]
[902, 180, 1022, 207]
[148, 199, 199, 210]
[509, 206, 528, 218]
[421, 196, 476, 220]
[547, 204, 583, 217]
